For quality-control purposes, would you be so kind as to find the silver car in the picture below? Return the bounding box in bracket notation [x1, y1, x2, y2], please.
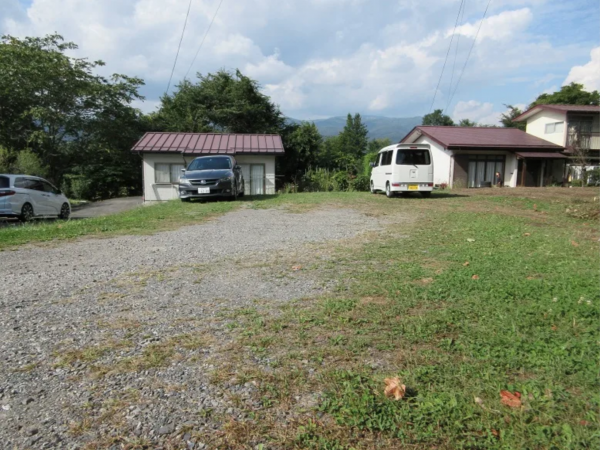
[0, 174, 71, 221]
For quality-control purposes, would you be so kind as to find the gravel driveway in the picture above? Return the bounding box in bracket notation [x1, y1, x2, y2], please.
[0, 206, 382, 449]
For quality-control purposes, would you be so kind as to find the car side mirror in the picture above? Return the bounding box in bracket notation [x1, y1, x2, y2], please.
[369, 162, 376, 168]
[181, 168, 186, 173]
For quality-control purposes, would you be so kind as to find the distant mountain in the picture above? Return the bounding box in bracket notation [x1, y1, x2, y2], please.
[287, 115, 423, 142]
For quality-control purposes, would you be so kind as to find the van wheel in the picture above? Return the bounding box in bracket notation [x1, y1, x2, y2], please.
[19, 203, 34, 222]
[370, 181, 376, 194]
[385, 183, 395, 198]
[421, 191, 432, 198]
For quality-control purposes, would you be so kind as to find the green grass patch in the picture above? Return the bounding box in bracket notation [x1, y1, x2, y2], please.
[0, 199, 239, 250]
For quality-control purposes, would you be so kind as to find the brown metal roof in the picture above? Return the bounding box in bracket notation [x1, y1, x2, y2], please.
[131, 132, 285, 155]
[514, 104, 600, 122]
[401, 126, 564, 150]
[515, 152, 568, 159]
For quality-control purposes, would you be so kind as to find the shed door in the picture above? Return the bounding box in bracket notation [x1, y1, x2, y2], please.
[240, 164, 251, 192]
[250, 164, 265, 195]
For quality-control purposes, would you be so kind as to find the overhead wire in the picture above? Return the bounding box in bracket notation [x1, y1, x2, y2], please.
[428, 0, 466, 114]
[184, 0, 225, 80]
[165, 0, 194, 95]
[444, 0, 493, 115]
[445, 0, 467, 113]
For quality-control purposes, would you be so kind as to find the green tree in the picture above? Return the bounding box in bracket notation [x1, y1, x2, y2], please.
[336, 113, 369, 173]
[153, 70, 285, 134]
[422, 109, 454, 126]
[458, 119, 477, 127]
[531, 83, 599, 107]
[0, 34, 145, 197]
[500, 105, 526, 131]
[278, 122, 323, 182]
[363, 138, 391, 176]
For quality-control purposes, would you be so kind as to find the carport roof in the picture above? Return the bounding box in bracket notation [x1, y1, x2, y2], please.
[132, 132, 285, 155]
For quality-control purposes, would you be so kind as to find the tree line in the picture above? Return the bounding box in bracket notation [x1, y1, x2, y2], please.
[1, 34, 598, 199]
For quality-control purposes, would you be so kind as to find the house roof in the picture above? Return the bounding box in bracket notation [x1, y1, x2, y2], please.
[513, 104, 600, 122]
[400, 126, 564, 150]
[131, 132, 285, 155]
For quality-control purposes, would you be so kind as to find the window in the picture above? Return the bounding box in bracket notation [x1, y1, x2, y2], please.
[381, 150, 393, 166]
[155, 163, 185, 184]
[42, 181, 59, 194]
[374, 153, 382, 167]
[467, 155, 505, 188]
[545, 121, 564, 134]
[396, 150, 431, 165]
[0, 176, 9, 188]
[187, 156, 232, 171]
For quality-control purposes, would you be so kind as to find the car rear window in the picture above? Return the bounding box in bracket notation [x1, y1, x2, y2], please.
[396, 150, 431, 165]
[0, 176, 9, 188]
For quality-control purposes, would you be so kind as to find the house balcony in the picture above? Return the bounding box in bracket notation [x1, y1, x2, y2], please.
[567, 131, 600, 150]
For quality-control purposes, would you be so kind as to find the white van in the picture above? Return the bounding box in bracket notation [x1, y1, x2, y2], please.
[370, 143, 434, 198]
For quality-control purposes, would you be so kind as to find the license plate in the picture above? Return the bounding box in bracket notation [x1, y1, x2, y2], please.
[408, 185, 419, 190]
[197, 188, 210, 194]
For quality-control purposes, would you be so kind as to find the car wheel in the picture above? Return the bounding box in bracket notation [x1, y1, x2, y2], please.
[59, 203, 70, 220]
[421, 191, 432, 198]
[19, 203, 34, 222]
[370, 181, 376, 194]
[385, 183, 394, 198]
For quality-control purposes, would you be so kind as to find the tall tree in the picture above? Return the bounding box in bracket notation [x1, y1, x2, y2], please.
[531, 83, 599, 107]
[336, 113, 369, 172]
[0, 34, 145, 197]
[500, 105, 526, 131]
[153, 70, 286, 134]
[278, 122, 323, 182]
[422, 109, 454, 126]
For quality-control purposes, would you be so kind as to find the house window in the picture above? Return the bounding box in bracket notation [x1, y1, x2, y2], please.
[467, 155, 505, 188]
[155, 163, 185, 184]
[545, 122, 564, 134]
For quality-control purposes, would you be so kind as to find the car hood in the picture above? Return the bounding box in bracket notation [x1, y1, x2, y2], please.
[183, 169, 232, 179]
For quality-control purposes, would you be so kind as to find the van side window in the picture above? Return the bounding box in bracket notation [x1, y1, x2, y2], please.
[375, 153, 382, 166]
[381, 150, 393, 166]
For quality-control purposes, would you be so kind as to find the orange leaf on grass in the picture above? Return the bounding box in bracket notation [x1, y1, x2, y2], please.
[500, 390, 522, 408]
[463, 261, 470, 266]
[571, 241, 580, 247]
[472, 275, 480, 280]
[384, 377, 406, 400]
[292, 265, 303, 271]
[523, 233, 531, 237]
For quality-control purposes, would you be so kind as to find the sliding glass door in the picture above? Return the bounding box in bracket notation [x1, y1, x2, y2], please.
[466, 155, 505, 187]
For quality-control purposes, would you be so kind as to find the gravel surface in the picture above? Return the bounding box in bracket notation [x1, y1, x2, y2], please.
[0, 206, 382, 449]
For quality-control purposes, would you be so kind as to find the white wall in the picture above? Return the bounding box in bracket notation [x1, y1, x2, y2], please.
[141, 153, 276, 201]
[525, 110, 567, 146]
[414, 136, 453, 185]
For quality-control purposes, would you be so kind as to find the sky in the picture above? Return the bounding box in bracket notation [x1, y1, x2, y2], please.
[1, 0, 599, 125]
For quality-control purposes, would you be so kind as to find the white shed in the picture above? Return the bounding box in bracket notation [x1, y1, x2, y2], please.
[131, 132, 284, 201]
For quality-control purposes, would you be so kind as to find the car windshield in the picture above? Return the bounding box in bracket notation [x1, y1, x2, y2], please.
[0, 176, 9, 188]
[188, 157, 231, 171]
[396, 150, 431, 166]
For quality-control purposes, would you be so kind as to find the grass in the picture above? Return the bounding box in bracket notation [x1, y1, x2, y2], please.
[0, 199, 239, 250]
[195, 188, 599, 449]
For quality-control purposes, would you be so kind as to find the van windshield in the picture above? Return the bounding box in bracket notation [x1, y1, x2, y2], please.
[188, 157, 231, 171]
[396, 150, 431, 165]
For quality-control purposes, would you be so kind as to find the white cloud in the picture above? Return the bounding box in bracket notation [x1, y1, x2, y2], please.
[564, 46, 600, 91]
[453, 100, 501, 125]
[369, 95, 389, 111]
[453, 8, 533, 42]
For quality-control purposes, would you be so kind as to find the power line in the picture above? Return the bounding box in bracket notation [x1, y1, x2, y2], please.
[445, 0, 467, 113]
[428, 0, 466, 114]
[184, 0, 225, 80]
[166, 0, 194, 95]
[444, 0, 493, 115]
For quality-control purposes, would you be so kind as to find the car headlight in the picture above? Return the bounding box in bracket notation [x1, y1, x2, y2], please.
[220, 175, 233, 182]
[179, 178, 191, 185]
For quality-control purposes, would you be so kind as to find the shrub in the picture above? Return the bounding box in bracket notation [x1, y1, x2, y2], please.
[12, 149, 48, 178]
[349, 174, 370, 192]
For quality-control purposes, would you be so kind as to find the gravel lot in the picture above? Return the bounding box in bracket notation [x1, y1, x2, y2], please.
[0, 206, 382, 449]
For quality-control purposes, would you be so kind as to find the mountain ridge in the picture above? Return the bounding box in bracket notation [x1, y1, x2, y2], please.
[287, 115, 423, 142]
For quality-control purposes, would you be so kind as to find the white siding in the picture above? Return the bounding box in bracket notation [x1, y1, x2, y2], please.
[525, 110, 567, 146]
[414, 136, 452, 185]
[141, 153, 277, 201]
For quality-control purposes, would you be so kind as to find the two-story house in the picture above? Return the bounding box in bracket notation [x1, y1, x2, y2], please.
[514, 104, 600, 181]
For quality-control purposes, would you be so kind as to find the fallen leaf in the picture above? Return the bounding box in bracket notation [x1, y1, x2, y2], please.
[526, 276, 535, 280]
[533, 204, 537, 211]
[463, 261, 470, 266]
[472, 275, 480, 280]
[491, 429, 499, 437]
[551, 324, 557, 331]
[571, 241, 579, 247]
[384, 377, 406, 400]
[500, 390, 522, 408]
[474, 397, 484, 406]
[420, 278, 434, 284]
[523, 233, 531, 237]
[580, 420, 590, 426]
[467, 238, 475, 243]
[292, 265, 303, 271]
